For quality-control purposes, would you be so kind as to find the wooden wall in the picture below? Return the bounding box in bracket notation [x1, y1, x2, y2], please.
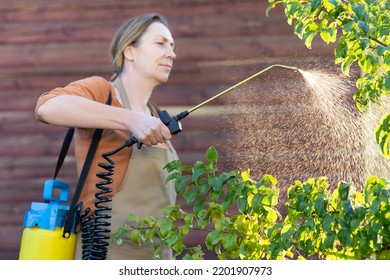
[2, 0, 383, 260]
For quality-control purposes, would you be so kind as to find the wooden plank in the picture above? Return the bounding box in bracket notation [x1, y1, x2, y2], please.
[0, 35, 333, 68]
[0, 13, 292, 45]
[0, 1, 276, 24]
[0, 225, 23, 250]
[0, 203, 27, 225]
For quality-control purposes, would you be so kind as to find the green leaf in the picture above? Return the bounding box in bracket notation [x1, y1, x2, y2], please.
[324, 233, 336, 249]
[222, 191, 236, 211]
[174, 176, 188, 194]
[206, 146, 218, 163]
[152, 243, 163, 259]
[281, 228, 294, 248]
[192, 166, 206, 186]
[314, 197, 326, 217]
[323, 214, 335, 233]
[125, 214, 140, 223]
[379, 133, 390, 158]
[198, 182, 209, 194]
[370, 198, 381, 214]
[145, 228, 157, 243]
[310, 0, 322, 10]
[206, 230, 223, 249]
[384, 75, 390, 90]
[359, 38, 369, 50]
[165, 232, 180, 246]
[237, 195, 248, 214]
[222, 233, 238, 251]
[165, 171, 180, 184]
[357, 20, 369, 35]
[157, 219, 172, 237]
[306, 217, 315, 230]
[303, 30, 318, 49]
[178, 225, 189, 237]
[130, 229, 143, 245]
[323, 0, 337, 11]
[185, 189, 199, 204]
[163, 159, 181, 172]
[338, 218, 349, 230]
[209, 176, 223, 192]
[342, 200, 356, 218]
[261, 174, 278, 186]
[172, 241, 186, 256]
[339, 181, 351, 201]
[350, 217, 360, 230]
[341, 56, 354, 76]
[193, 198, 205, 215]
[251, 193, 263, 213]
[215, 219, 225, 232]
[184, 213, 195, 226]
[265, 206, 278, 224]
[337, 229, 352, 246]
[351, 3, 366, 20]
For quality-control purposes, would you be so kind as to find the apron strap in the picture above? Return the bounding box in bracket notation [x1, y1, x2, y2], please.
[113, 78, 131, 110]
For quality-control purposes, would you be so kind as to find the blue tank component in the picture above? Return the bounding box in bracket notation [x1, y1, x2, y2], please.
[23, 179, 73, 231]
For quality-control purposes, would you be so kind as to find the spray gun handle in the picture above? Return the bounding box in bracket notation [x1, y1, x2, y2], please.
[159, 110, 189, 135]
[124, 110, 189, 149]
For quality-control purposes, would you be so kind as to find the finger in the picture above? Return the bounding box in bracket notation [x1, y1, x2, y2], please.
[139, 138, 151, 146]
[136, 134, 151, 146]
[160, 125, 172, 140]
[148, 134, 158, 146]
[154, 128, 165, 143]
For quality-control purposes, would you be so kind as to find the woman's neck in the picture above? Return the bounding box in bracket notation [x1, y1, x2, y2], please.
[118, 71, 155, 114]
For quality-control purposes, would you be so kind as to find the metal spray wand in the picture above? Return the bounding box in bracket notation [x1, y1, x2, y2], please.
[159, 64, 299, 136]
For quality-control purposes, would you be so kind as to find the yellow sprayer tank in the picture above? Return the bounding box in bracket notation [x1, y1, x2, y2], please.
[19, 180, 76, 260]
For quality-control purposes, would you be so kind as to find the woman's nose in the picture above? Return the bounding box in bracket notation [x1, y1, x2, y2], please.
[167, 47, 176, 59]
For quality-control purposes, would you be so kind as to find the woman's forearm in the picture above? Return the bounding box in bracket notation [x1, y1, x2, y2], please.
[35, 95, 171, 145]
[36, 95, 130, 130]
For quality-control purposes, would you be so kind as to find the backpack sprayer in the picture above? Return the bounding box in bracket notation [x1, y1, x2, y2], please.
[19, 64, 299, 260]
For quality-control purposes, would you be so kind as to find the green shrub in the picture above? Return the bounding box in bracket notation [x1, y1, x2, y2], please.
[111, 146, 390, 260]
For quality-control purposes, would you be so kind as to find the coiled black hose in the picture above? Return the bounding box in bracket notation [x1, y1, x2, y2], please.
[79, 136, 139, 260]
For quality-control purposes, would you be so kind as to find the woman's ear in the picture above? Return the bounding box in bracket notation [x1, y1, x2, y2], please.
[123, 45, 135, 61]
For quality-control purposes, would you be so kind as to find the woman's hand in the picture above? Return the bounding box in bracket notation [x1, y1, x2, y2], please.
[128, 113, 172, 146]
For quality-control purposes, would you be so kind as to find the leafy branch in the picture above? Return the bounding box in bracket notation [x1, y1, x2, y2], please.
[267, 0, 390, 157]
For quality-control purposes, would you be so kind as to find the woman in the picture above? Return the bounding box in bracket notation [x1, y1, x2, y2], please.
[35, 13, 178, 260]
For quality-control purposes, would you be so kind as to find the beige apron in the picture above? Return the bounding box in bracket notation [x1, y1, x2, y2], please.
[75, 78, 178, 260]
[107, 143, 178, 259]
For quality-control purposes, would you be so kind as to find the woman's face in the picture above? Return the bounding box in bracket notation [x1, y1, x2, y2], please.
[128, 22, 176, 84]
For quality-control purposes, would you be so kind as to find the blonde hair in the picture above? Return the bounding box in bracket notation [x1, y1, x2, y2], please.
[109, 13, 169, 81]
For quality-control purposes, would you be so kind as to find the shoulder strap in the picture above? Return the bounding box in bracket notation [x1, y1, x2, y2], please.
[53, 128, 74, 179]
[58, 92, 112, 237]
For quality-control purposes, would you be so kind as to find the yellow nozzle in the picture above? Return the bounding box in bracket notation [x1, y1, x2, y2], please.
[272, 64, 299, 72]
